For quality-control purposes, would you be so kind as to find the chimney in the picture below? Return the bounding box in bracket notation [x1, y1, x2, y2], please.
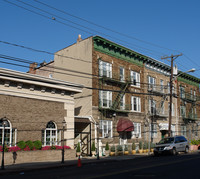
[29, 62, 38, 74]
[77, 34, 82, 43]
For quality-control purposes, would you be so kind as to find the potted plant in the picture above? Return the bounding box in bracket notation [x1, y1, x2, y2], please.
[143, 141, 147, 153]
[117, 145, 123, 155]
[132, 141, 136, 154]
[110, 145, 115, 156]
[190, 139, 198, 151]
[150, 142, 155, 153]
[91, 142, 96, 157]
[138, 141, 143, 154]
[124, 145, 129, 155]
[76, 142, 81, 156]
[105, 142, 110, 156]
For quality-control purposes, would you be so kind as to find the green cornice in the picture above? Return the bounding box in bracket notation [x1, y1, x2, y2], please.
[93, 36, 144, 67]
[178, 77, 199, 87]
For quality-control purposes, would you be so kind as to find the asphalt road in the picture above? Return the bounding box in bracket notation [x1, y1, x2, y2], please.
[2, 153, 200, 179]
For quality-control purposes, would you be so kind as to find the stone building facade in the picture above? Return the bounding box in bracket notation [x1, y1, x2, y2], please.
[31, 35, 200, 154]
[0, 68, 82, 148]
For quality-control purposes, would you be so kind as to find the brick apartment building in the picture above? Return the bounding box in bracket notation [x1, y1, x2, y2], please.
[30, 35, 200, 155]
[0, 68, 82, 148]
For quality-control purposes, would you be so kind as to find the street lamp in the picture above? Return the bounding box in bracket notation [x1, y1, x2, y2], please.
[1, 117, 7, 170]
[168, 68, 195, 137]
[61, 119, 66, 164]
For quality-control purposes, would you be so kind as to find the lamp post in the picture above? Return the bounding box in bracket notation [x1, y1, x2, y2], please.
[1, 117, 6, 170]
[168, 68, 195, 137]
[61, 119, 66, 164]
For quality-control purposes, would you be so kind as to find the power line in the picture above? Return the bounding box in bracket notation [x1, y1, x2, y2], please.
[4, 0, 165, 57]
[34, 0, 180, 53]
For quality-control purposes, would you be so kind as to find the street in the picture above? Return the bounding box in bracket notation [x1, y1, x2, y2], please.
[1, 153, 200, 179]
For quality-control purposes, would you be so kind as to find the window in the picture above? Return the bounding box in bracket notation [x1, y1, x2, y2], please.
[160, 79, 164, 92]
[99, 90, 112, 108]
[132, 123, 141, 138]
[149, 99, 156, 115]
[43, 121, 58, 146]
[130, 71, 140, 87]
[181, 125, 187, 137]
[99, 120, 112, 138]
[119, 67, 125, 82]
[180, 86, 185, 99]
[194, 90, 196, 101]
[0, 119, 13, 146]
[120, 94, 125, 110]
[168, 103, 175, 116]
[171, 125, 176, 136]
[180, 106, 186, 117]
[151, 124, 157, 138]
[131, 96, 141, 112]
[148, 76, 156, 90]
[99, 60, 112, 78]
[195, 125, 198, 137]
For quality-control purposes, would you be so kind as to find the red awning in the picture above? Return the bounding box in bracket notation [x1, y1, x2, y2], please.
[117, 118, 134, 132]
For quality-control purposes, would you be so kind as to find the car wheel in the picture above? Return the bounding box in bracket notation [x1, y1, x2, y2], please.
[185, 146, 189, 153]
[172, 148, 177, 155]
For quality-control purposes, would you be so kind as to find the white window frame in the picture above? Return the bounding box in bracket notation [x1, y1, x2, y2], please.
[180, 106, 186, 117]
[44, 121, 58, 146]
[0, 119, 13, 147]
[119, 67, 125, 82]
[120, 94, 125, 110]
[171, 125, 176, 137]
[99, 90, 112, 108]
[160, 79, 164, 92]
[99, 60, 112, 78]
[181, 125, 187, 137]
[151, 124, 157, 138]
[180, 86, 185, 99]
[132, 123, 141, 138]
[130, 71, 140, 87]
[148, 76, 156, 90]
[99, 120, 112, 138]
[131, 96, 141, 112]
[149, 99, 156, 115]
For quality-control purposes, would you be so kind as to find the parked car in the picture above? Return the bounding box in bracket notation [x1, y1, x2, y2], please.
[154, 136, 189, 156]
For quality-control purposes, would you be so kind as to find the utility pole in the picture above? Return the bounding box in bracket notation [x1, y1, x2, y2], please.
[161, 54, 182, 137]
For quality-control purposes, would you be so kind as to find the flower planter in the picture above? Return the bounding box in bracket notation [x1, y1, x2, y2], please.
[143, 149, 147, 153]
[138, 150, 143, 154]
[132, 150, 136, 154]
[105, 150, 110, 156]
[124, 151, 129, 155]
[91, 151, 96, 157]
[110, 152, 115, 156]
[150, 149, 154, 153]
[117, 151, 123, 156]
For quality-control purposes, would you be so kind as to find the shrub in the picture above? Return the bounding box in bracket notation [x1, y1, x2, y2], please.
[17, 141, 26, 150]
[25, 140, 34, 150]
[117, 145, 123, 152]
[111, 145, 115, 152]
[91, 142, 95, 151]
[0, 145, 9, 152]
[24, 145, 31, 151]
[190, 139, 199, 145]
[33, 140, 42, 150]
[63, 145, 71, 149]
[105, 142, 109, 151]
[76, 142, 81, 152]
[132, 141, 136, 150]
[139, 141, 143, 150]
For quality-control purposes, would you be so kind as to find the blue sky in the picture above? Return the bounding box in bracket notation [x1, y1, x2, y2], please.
[1, 0, 200, 78]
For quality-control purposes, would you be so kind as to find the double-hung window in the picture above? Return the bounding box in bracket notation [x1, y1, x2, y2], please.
[160, 79, 164, 93]
[148, 76, 156, 91]
[99, 90, 112, 108]
[130, 71, 140, 87]
[181, 125, 187, 137]
[120, 94, 125, 110]
[99, 60, 112, 78]
[180, 86, 185, 99]
[131, 96, 141, 112]
[180, 106, 186, 117]
[149, 99, 156, 115]
[151, 124, 157, 138]
[119, 67, 125, 82]
[132, 123, 141, 138]
[99, 120, 112, 138]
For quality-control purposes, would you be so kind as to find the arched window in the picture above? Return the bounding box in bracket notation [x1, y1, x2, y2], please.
[43, 121, 58, 146]
[0, 119, 12, 146]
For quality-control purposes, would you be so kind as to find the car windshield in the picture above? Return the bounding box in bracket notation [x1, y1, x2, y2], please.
[158, 137, 174, 144]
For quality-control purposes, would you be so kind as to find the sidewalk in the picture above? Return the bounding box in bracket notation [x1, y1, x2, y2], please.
[0, 153, 149, 176]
